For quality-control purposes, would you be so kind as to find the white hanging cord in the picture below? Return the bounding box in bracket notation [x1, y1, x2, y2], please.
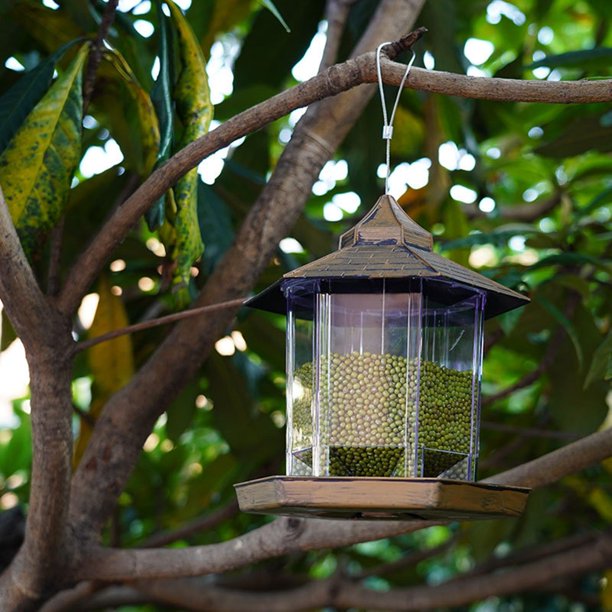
[376, 43, 416, 194]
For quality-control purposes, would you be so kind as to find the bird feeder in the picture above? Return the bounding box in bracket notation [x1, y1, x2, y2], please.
[235, 194, 531, 520]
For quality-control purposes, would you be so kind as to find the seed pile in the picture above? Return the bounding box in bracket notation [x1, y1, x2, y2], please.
[291, 352, 473, 477]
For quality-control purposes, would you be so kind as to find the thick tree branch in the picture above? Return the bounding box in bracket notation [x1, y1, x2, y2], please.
[0, 186, 53, 352]
[78, 529, 612, 611]
[0, 316, 75, 608]
[56, 43, 612, 316]
[482, 426, 612, 489]
[75, 426, 612, 582]
[319, 0, 359, 72]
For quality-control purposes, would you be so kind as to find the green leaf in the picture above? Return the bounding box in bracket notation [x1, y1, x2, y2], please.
[198, 0, 253, 54]
[205, 353, 283, 462]
[585, 331, 612, 388]
[147, 0, 174, 230]
[530, 252, 610, 273]
[578, 184, 612, 218]
[0, 38, 83, 156]
[259, 0, 291, 32]
[232, 0, 323, 94]
[161, 0, 213, 305]
[526, 47, 612, 70]
[548, 304, 608, 434]
[0, 43, 88, 254]
[1, 310, 16, 352]
[198, 182, 234, 275]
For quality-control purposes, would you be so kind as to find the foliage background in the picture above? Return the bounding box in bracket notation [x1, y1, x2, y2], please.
[0, 0, 610, 609]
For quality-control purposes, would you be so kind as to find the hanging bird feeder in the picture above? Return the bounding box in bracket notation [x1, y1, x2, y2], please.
[234, 41, 531, 520]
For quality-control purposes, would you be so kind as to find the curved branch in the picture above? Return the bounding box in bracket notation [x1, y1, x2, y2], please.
[463, 191, 563, 221]
[74, 297, 247, 353]
[0, 185, 53, 351]
[56, 45, 612, 316]
[76, 426, 612, 582]
[80, 530, 612, 611]
[482, 426, 612, 489]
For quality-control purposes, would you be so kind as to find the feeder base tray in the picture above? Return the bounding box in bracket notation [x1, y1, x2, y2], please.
[234, 476, 529, 520]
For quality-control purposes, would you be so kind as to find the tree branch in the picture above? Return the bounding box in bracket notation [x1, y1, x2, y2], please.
[56, 40, 612, 316]
[75, 426, 612, 582]
[74, 297, 247, 353]
[79, 530, 612, 611]
[482, 426, 612, 489]
[83, 0, 119, 112]
[463, 191, 562, 221]
[318, 0, 357, 72]
[0, 185, 53, 352]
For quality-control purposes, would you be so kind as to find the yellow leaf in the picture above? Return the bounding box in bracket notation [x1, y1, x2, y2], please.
[0, 44, 88, 254]
[162, 1, 214, 304]
[88, 276, 134, 394]
[96, 49, 160, 177]
[74, 275, 134, 465]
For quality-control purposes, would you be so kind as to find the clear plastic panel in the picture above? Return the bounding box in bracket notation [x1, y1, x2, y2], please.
[285, 281, 316, 476]
[314, 281, 423, 477]
[416, 281, 485, 479]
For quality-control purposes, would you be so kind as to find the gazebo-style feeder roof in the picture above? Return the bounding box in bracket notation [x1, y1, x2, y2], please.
[248, 195, 529, 318]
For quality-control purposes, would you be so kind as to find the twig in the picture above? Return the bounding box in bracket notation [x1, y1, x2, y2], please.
[74, 297, 247, 353]
[83, 0, 119, 112]
[318, 0, 358, 72]
[355, 538, 455, 579]
[480, 421, 580, 440]
[463, 191, 562, 221]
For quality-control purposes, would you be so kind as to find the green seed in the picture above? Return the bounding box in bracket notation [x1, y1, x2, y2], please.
[291, 353, 474, 477]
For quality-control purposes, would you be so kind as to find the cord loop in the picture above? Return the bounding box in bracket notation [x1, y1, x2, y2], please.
[376, 43, 416, 194]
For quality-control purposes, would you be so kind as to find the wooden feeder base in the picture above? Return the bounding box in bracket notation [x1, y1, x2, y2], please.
[234, 476, 529, 521]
